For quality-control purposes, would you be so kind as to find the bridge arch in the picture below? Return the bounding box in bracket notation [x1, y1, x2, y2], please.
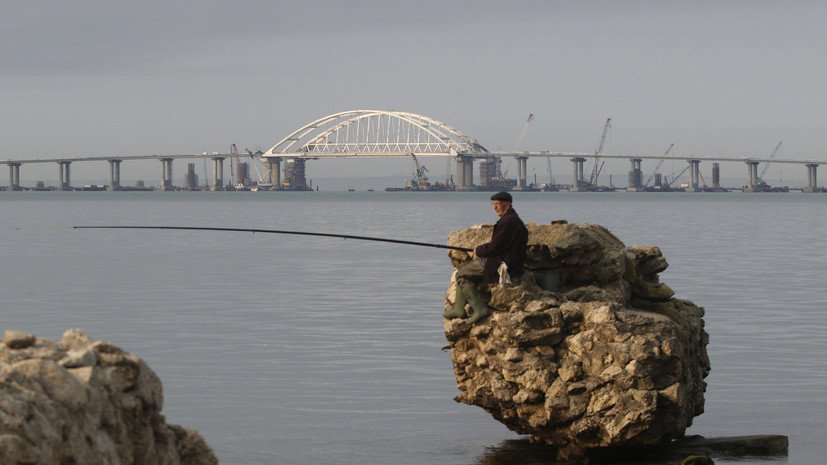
[263, 110, 488, 157]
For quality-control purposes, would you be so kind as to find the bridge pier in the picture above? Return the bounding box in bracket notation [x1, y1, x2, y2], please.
[743, 161, 761, 192]
[464, 157, 474, 188]
[455, 155, 474, 189]
[266, 158, 281, 188]
[478, 157, 497, 188]
[712, 163, 721, 189]
[7, 162, 21, 191]
[514, 156, 528, 190]
[803, 163, 821, 193]
[685, 159, 701, 192]
[58, 161, 72, 191]
[212, 157, 225, 190]
[626, 158, 643, 192]
[284, 158, 309, 190]
[570, 157, 587, 191]
[107, 159, 122, 191]
[160, 158, 174, 191]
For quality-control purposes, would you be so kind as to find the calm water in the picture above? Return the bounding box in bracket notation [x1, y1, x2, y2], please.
[2, 191, 825, 465]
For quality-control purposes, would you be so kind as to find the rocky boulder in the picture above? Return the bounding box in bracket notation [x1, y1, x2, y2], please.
[0, 329, 218, 465]
[444, 223, 710, 455]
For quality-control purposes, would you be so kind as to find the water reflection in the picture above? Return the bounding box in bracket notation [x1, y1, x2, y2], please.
[474, 438, 788, 465]
[474, 440, 559, 465]
[474, 439, 686, 465]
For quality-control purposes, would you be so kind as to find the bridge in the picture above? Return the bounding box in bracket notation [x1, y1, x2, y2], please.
[2, 109, 824, 192]
[261, 110, 821, 192]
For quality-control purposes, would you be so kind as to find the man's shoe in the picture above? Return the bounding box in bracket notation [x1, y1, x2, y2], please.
[460, 280, 491, 324]
[444, 288, 468, 319]
[467, 305, 491, 324]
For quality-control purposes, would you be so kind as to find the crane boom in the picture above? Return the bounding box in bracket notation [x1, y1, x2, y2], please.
[758, 141, 783, 180]
[644, 143, 674, 186]
[515, 113, 534, 151]
[410, 153, 429, 188]
[589, 118, 612, 185]
[230, 144, 238, 184]
[665, 164, 691, 188]
[245, 148, 265, 184]
[595, 118, 612, 156]
[594, 160, 606, 181]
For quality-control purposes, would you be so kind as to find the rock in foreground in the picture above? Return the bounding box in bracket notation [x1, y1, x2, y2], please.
[444, 223, 710, 455]
[0, 329, 218, 465]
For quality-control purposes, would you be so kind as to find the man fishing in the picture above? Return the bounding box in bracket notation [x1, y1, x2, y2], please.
[444, 191, 528, 324]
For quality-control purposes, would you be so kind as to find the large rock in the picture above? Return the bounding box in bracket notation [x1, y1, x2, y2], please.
[444, 223, 710, 455]
[0, 329, 218, 465]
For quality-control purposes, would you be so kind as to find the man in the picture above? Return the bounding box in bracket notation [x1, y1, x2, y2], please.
[445, 191, 529, 324]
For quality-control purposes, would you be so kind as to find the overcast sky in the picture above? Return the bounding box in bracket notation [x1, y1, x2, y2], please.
[2, 0, 825, 184]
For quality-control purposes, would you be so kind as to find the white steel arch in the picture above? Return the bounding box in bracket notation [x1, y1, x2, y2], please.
[263, 110, 488, 158]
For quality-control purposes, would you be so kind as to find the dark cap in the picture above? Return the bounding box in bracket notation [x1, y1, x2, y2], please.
[490, 191, 512, 202]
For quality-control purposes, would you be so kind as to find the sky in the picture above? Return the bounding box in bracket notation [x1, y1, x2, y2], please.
[2, 0, 826, 185]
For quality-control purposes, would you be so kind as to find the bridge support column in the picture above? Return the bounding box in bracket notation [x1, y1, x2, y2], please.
[570, 157, 587, 191]
[743, 161, 760, 192]
[7, 162, 21, 191]
[284, 158, 309, 190]
[160, 158, 174, 191]
[803, 163, 820, 193]
[712, 163, 721, 189]
[685, 159, 701, 192]
[266, 158, 281, 188]
[455, 156, 474, 189]
[514, 156, 528, 190]
[212, 157, 225, 191]
[478, 157, 496, 188]
[58, 161, 72, 191]
[107, 159, 122, 191]
[626, 158, 643, 192]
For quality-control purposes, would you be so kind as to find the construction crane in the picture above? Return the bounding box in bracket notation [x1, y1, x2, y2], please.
[245, 148, 266, 187]
[756, 141, 783, 186]
[698, 170, 709, 189]
[644, 143, 675, 187]
[588, 118, 612, 186]
[230, 144, 240, 185]
[663, 164, 691, 189]
[515, 113, 534, 151]
[407, 153, 429, 189]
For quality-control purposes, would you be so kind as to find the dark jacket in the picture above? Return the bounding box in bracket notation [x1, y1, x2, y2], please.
[474, 207, 528, 284]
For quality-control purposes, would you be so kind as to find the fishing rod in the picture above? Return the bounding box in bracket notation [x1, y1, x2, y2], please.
[73, 225, 473, 252]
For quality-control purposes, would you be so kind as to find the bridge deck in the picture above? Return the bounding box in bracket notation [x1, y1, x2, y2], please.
[4, 151, 821, 165]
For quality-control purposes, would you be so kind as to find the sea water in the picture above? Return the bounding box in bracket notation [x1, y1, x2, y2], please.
[2, 191, 825, 465]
